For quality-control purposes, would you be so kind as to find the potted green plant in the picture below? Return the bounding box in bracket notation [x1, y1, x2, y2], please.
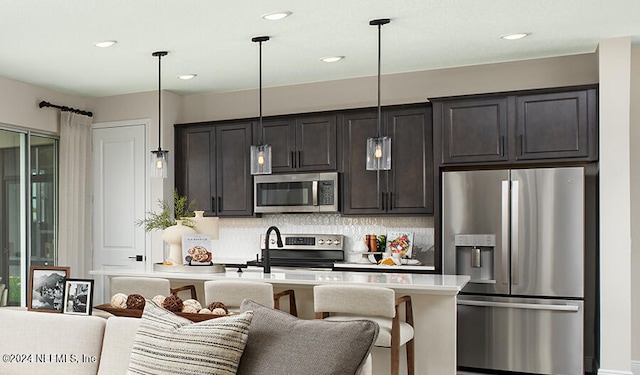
[135, 189, 196, 231]
[136, 190, 197, 265]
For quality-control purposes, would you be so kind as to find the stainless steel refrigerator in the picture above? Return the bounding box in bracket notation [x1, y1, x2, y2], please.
[443, 167, 588, 375]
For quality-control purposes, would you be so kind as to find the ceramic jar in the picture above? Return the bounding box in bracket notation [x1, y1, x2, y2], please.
[162, 220, 197, 265]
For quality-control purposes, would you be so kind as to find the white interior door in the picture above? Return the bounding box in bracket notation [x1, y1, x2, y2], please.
[92, 121, 147, 303]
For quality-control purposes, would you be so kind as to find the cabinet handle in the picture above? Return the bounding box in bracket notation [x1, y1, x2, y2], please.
[388, 192, 393, 211]
[218, 197, 222, 213]
[297, 151, 302, 168]
[500, 136, 505, 157]
[381, 192, 386, 211]
[211, 197, 216, 213]
[291, 151, 295, 168]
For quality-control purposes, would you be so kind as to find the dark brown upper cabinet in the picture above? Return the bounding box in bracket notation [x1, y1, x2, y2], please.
[433, 86, 598, 166]
[175, 121, 254, 217]
[262, 114, 338, 173]
[342, 104, 433, 216]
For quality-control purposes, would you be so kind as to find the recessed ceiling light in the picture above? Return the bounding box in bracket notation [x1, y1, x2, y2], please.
[93, 40, 117, 48]
[501, 33, 529, 40]
[262, 11, 292, 21]
[321, 56, 345, 63]
[177, 74, 197, 80]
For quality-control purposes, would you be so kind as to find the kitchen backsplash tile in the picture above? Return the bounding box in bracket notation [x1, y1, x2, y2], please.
[212, 214, 434, 265]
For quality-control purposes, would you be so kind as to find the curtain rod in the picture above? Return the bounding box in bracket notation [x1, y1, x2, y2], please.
[38, 101, 93, 117]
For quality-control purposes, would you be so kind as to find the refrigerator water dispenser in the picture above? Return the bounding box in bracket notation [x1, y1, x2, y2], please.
[454, 234, 496, 282]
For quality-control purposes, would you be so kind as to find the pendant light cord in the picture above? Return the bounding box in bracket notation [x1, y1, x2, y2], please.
[158, 53, 162, 150]
[252, 36, 270, 145]
[376, 22, 382, 138]
[369, 19, 389, 138]
[152, 51, 168, 152]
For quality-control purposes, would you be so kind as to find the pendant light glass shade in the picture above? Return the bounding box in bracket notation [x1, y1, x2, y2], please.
[365, 18, 391, 171]
[151, 149, 169, 178]
[250, 36, 273, 175]
[251, 144, 272, 174]
[366, 136, 391, 170]
[151, 51, 169, 178]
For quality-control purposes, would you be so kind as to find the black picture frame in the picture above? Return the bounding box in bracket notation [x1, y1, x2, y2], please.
[28, 266, 70, 313]
[62, 278, 94, 316]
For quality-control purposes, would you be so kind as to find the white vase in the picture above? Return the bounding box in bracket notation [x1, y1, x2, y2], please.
[162, 220, 197, 265]
[192, 211, 219, 238]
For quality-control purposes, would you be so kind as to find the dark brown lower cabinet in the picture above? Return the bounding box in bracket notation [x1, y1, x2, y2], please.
[342, 104, 433, 215]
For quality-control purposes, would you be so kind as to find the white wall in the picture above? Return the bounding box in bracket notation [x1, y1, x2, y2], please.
[0, 76, 86, 133]
[598, 37, 633, 375]
[630, 48, 640, 374]
[179, 53, 598, 123]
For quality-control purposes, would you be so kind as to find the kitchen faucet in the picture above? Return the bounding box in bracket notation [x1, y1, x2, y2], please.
[263, 226, 283, 273]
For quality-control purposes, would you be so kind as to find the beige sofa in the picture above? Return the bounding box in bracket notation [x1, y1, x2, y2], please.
[0, 301, 376, 375]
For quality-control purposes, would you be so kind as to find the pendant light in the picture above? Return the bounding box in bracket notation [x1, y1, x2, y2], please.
[366, 18, 392, 171]
[250, 36, 272, 175]
[151, 51, 169, 178]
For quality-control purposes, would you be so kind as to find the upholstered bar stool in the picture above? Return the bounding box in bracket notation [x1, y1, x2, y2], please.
[314, 284, 414, 375]
[110, 276, 197, 300]
[203, 279, 297, 316]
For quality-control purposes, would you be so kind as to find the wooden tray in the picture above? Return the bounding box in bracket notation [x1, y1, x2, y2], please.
[93, 304, 231, 322]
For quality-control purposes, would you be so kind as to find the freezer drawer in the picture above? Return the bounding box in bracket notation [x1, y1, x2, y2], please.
[457, 295, 583, 375]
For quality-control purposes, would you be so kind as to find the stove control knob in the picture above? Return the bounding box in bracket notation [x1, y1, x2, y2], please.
[326, 239, 333, 245]
[334, 239, 341, 245]
[270, 238, 276, 245]
[318, 239, 325, 245]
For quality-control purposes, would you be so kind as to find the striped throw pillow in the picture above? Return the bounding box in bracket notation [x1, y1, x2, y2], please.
[127, 301, 253, 375]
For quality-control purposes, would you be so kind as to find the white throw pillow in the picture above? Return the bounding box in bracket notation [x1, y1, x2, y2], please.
[127, 301, 253, 375]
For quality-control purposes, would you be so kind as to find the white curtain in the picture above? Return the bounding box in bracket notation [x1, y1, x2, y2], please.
[57, 111, 93, 278]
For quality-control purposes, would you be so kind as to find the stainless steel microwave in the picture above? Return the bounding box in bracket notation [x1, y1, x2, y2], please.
[254, 172, 339, 213]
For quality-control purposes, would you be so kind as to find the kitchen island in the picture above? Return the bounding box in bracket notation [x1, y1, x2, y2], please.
[90, 267, 468, 375]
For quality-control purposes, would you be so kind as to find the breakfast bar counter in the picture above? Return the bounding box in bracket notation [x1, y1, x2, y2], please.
[90, 267, 469, 374]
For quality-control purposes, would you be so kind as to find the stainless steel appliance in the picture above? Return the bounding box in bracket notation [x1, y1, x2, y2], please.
[442, 167, 589, 375]
[254, 172, 339, 213]
[247, 233, 344, 268]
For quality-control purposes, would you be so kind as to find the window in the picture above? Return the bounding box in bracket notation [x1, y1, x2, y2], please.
[0, 128, 58, 306]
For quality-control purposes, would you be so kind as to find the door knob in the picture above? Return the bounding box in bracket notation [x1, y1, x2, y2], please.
[128, 255, 144, 262]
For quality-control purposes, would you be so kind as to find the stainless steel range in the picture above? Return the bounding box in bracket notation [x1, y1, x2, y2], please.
[248, 233, 344, 268]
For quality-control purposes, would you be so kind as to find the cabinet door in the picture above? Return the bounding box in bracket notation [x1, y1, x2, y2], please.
[515, 90, 593, 161]
[262, 118, 295, 173]
[440, 97, 508, 164]
[385, 106, 434, 214]
[215, 122, 254, 216]
[175, 126, 216, 215]
[341, 109, 384, 215]
[295, 114, 338, 171]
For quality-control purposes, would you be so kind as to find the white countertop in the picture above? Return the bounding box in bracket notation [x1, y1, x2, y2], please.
[90, 267, 469, 296]
[333, 262, 436, 272]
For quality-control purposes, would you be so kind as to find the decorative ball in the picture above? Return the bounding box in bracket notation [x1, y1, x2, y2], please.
[152, 295, 166, 306]
[126, 294, 146, 310]
[198, 308, 212, 314]
[182, 305, 199, 314]
[211, 307, 227, 316]
[183, 299, 202, 311]
[110, 293, 128, 309]
[163, 295, 184, 312]
[207, 301, 228, 314]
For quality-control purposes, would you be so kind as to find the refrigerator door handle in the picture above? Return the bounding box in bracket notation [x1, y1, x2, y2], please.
[501, 180, 510, 285]
[511, 180, 520, 285]
[458, 299, 580, 312]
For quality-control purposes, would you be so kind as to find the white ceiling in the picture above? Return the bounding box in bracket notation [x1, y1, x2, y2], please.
[1, 0, 639, 98]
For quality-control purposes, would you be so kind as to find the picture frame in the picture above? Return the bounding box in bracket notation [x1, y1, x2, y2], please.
[62, 278, 94, 316]
[28, 266, 70, 313]
[386, 231, 414, 258]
